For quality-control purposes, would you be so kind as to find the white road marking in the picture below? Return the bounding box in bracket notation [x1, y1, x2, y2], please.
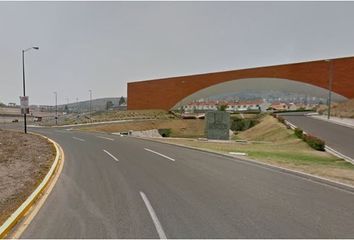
[72, 136, 85, 142]
[97, 136, 114, 141]
[140, 191, 167, 239]
[144, 148, 175, 162]
[103, 149, 119, 162]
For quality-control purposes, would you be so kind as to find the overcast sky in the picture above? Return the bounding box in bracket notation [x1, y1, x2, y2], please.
[1, 1, 354, 105]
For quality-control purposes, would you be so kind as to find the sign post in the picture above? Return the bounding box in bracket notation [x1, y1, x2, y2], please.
[20, 96, 29, 133]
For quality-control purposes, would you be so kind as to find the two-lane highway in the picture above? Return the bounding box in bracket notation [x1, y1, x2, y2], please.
[18, 127, 354, 238]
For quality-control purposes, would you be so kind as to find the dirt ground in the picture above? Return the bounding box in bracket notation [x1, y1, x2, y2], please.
[0, 129, 55, 226]
[79, 119, 206, 138]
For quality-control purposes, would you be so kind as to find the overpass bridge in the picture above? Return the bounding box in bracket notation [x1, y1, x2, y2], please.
[128, 56, 354, 110]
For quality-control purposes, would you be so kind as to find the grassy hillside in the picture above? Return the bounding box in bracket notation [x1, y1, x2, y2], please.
[331, 99, 354, 118]
[237, 115, 296, 142]
[317, 99, 354, 118]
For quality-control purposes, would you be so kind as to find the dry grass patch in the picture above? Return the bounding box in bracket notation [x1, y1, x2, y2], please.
[237, 115, 296, 142]
[79, 119, 205, 138]
[0, 129, 55, 225]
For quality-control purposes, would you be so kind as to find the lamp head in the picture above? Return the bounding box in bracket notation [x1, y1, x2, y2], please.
[33, 47, 39, 50]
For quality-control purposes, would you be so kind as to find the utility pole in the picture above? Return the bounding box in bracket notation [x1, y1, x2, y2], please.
[54, 91, 58, 125]
[65, 97, 69, 113]
[89, 90, 92, 122]
[76, 97, 79, 113]
[325, 59, 333, 120]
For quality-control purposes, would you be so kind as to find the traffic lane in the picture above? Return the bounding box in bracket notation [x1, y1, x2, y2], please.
[281, 115, 354, 158]
[85, 134, 354, 238]
[22, 129, 159, 239]
[22, 129, 354, 238]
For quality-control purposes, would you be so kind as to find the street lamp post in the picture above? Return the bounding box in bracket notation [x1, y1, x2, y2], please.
[22, 46, 39, 134]
[89, 90, 92, 122]
[54, 91, 58, 125]
[76, 97, 79, 113]
[325, 59, 333, 120]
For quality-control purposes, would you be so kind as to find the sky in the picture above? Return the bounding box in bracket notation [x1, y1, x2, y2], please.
[1, 1, 354, 106]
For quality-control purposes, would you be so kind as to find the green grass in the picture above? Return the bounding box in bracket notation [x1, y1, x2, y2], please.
[247, 151, 354, 169]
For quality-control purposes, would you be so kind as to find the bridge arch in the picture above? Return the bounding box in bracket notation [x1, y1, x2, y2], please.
[127, 56, 354, 110]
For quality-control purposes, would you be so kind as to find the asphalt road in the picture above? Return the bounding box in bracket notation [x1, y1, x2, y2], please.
[280, 113, 354, 159]
[14, 126, 354, 238]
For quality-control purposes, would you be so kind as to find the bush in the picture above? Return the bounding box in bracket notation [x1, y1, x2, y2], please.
[158, 128, 172, 137]
[277, 116, 285, 124]
[303, 134, 325, 151]
[230, 119, 259, 131]
[294, 128, 303, 138]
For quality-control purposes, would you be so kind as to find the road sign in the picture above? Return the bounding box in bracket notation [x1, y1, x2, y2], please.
[20, 96, 29, 114]
[20, 96, 29, 108]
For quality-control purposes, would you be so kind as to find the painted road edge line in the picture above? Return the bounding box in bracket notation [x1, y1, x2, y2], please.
[103, 149, 119, 162]
[72, 136, 85, 142]
[140, 191, 167, 239]
[144, 148, 175, 162]
[0, 133, 64, 239]
[97, 136, 115, 141]
[137, 137, 354, 194]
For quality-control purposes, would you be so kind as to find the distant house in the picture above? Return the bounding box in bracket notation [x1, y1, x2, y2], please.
[8, 103, 16, 107]
[269, 102, 288, 111]
[183, 99, 269, 113]
[226, 99, 265, 112]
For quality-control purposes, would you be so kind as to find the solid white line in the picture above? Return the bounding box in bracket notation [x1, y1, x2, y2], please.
[103, 149, 119, 162]
[97, 136, 114, 141]
[72, 136, 85, 142]
[140, 191, 167, 239]
[144, 148, 175, 161]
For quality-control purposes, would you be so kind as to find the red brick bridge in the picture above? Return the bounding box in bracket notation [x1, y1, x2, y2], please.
[128, 56, 354, 110]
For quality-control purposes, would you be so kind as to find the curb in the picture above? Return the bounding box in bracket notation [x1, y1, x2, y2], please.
[0, 133, 63, 239]
[132, 136, 354, 194]
[307, 114, 354, 129]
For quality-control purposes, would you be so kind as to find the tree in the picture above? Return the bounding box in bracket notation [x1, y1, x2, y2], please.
[119, 96, 126, 106]
[217, 104, 228, 111]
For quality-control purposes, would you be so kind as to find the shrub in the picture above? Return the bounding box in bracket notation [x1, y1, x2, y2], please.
[277, 116, 285, 124]
[294, 128, 303, 139]
[158, 128, 172, 137]
[217, 104, 228, 111]
[303, 134, 325, 151]
[230, 119, 259, 131]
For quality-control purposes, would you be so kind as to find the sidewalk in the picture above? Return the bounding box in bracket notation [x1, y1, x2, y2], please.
[308, 114, 354, 129]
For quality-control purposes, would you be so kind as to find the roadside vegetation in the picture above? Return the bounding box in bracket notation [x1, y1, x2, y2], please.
[317, 99, 354, 118]
[0, 129, 55, 226]
[273, 114, 325, 151]
[39, 109, 177, 126]
[79, 119, 205, 138]
[154, 115, 354, 186]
